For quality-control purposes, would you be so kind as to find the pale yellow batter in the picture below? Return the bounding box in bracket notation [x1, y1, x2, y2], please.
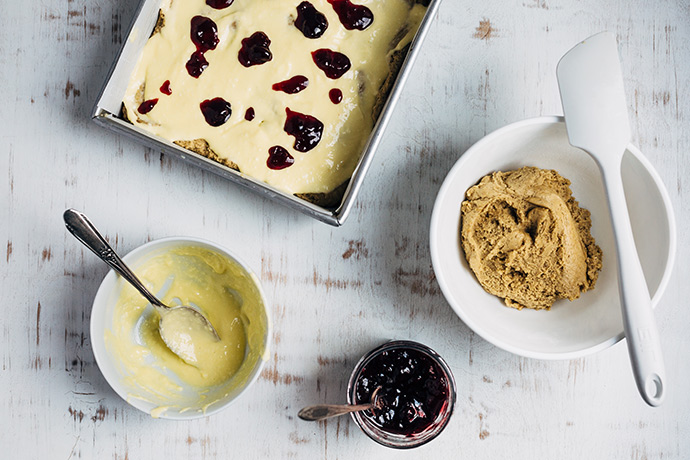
[157, 306, 223, 367]
[105, 244, 268, 416]
[123, 0, 426, 195]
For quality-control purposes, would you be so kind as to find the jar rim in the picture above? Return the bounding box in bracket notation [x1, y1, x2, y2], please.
[346, 340, 457, 449]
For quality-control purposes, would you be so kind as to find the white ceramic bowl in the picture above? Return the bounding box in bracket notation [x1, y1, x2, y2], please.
[91, 237, 271, 419]
[430, 117, 676, 360]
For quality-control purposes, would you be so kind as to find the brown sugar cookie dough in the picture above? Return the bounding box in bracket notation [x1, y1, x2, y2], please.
[460, 166, 603, 310]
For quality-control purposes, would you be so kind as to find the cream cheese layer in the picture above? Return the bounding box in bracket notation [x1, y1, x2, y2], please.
[123, 0, 426, 195]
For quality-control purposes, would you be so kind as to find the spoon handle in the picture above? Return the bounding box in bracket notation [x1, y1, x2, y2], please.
[298, 403, 372, 421]
[63, 209, 167, 309]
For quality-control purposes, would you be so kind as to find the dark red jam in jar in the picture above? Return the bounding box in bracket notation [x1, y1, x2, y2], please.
[349, 341, 455, 448]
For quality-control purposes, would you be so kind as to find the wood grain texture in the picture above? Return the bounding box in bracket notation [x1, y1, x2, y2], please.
[1, 0, 689, 458]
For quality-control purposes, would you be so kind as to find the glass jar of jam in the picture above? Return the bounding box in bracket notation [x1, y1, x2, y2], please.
[347, 340, 456, 448]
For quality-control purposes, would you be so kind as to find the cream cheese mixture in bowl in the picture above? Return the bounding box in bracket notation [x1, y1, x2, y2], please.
[430, 117, 676, 359]
[90, 237, 270, 419]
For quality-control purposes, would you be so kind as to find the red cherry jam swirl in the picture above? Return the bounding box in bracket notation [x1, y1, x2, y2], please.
[312, 49, 351, 79]
[294, 1, 328, 39]
[137, 98, 159, 114]
[191, 16, 219, 51]
[186, 16, 219, 78]
[329, 88, 342, 104]
[284, 108, 323, 152]
[238, 32, 273, 67]
[160, 80, 172, 95]
[186, 51, 209, 78]
[272, 76, 309, 94]
[327, 0, 373, 31]
[267, 146, 295, 170]
[206, 0, 233, 9]
[200, 97, 232, 127]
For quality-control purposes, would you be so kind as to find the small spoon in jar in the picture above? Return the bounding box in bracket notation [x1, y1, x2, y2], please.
[298, 387, 382, 421]
[63, 209, 220, 365]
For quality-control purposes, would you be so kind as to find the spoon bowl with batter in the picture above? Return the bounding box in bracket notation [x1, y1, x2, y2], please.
[63, 209, 220, 366]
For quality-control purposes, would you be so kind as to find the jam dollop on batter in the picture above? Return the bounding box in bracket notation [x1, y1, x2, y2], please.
[191, 16, 219, 51]
[159, 80, 172, 95]
[327, 0, 374, 30]
[206, 0, 233, 9]
[186, 51, 209, 78]
[138, 98, 159, 114]
[294, 1, 329, 38]
[238, 32, 273, 67]
[200, 97, 232, 127]
[329, 88, 343, 104]
[272, 76, 309, 94]
[312, 49, 351, 79]
[244, 107, 255, 121]
[354, 347, 450, 435]
[284, 108, 324, 152]
[186, 16, 219, 78]
[267, 145, 295, 170]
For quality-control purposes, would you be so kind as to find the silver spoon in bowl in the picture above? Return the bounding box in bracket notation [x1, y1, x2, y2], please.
[63, 209, 220, 365]
[298, 387, 382, 421]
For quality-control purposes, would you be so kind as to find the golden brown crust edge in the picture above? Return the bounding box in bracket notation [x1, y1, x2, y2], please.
[177, 139, 348, 208]
[151, 10, 165, 37]
[177, 137, 346, 208]
[295, 181, 349, 209]
[372, 43, 411, 122]
[173, 139, 240, 171]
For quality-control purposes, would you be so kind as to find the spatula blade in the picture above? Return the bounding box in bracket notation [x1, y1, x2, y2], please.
[557, 32, 631, 158]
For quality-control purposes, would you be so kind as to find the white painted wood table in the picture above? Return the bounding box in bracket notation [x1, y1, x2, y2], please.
[2, 0, 688, 458]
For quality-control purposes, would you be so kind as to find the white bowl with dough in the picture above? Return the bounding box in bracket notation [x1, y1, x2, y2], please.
[430, 116, 676, 360]
[90, 237, 271, 419]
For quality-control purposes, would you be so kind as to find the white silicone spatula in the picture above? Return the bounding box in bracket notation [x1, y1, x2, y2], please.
[557, 32, 665, 406]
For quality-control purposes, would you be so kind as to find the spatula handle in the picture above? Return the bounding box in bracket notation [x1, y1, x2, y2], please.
[601, 164, 666, 407]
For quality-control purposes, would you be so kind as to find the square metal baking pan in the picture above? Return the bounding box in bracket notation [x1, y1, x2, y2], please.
[92, 0, 441, 226]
